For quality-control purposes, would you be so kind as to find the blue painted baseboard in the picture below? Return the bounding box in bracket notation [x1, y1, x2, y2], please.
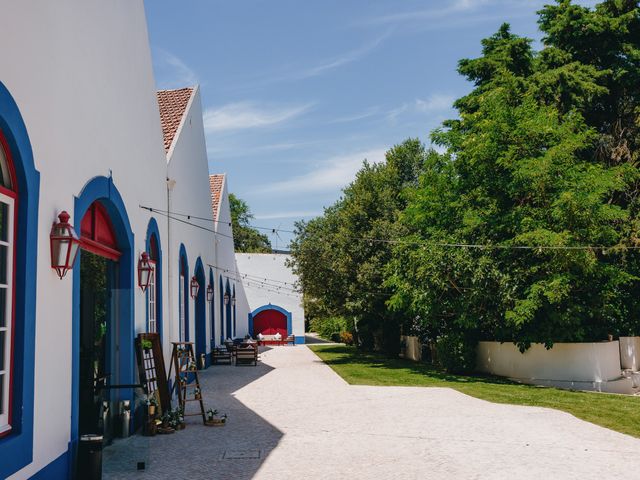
[295, 336, 306, 344]
[30, 450, 69, 479]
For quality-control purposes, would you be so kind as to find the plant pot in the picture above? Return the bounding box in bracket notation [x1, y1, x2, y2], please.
[205, 417, 226, 426]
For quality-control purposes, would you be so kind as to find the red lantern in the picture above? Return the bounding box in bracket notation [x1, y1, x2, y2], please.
[190, 276, 200, 299]
[137, 252, 153, 292]
[206, 284, 214, 302]
[50, 211, 80, 279]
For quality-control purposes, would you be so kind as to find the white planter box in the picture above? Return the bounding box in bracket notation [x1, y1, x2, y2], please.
[619, 337, 640, 371]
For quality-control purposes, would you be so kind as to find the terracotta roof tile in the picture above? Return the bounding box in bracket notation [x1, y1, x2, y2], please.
[209, 174, 225, 222]
[157, 87, 194, 152]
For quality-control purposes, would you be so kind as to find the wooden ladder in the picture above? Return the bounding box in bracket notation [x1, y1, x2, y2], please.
[169, 342, 206, 425]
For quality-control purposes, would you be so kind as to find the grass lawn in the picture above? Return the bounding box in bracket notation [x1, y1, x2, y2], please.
[309, 344, 640, 438]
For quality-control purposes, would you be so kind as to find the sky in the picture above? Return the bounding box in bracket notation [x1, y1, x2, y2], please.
[144, 0, 599, 248]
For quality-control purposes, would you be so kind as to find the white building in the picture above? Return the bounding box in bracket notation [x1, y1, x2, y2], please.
[0, 1, 243, 478]
[235, 253, 306, 344]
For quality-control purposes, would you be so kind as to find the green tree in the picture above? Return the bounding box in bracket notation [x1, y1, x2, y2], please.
[290, 139, 427, 354]
[229, 193, 272, 253]
[389, 5, 640, 351]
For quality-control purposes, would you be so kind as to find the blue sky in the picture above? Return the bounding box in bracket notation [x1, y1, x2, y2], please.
[145, 0, 598, 248]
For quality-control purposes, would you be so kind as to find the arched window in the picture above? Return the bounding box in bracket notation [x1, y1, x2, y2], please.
[0, 131, 17, 434]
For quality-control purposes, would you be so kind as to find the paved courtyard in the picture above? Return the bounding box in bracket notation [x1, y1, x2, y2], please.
[105, 345, 640, 480]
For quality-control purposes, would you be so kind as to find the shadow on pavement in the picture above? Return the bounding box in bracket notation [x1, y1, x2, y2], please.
[104, 347, 282, 480]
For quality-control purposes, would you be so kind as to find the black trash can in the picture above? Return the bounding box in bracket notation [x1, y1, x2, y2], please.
[78, 434, 103, 480]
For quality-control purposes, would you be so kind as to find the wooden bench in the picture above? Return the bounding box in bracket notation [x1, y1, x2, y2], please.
[211, 348, 232, 365]
[235, 346, 258, 366]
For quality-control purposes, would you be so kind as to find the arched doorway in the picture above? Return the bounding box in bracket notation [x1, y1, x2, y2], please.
[78, 201, 121, 446]
[71, 176, 134, 477]
[251, 305, 291, 338]
[194, 258, 206, 368]
[225, 279, 232, 340]
[209, 269, 215, 348]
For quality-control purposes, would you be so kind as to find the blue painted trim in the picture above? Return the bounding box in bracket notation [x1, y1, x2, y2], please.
[248, 313, 254, 338]
[209, 269, 215, 348]
[249, 304, 293, 337]
[0, 82, 40, 479]
[30, 450, 69, 479]
[194, 257, 206, 363]
[71, 175, 135, 473]
[225, 279, 232, 339]
[218, 275, 224, 343]
[232, 284, 236, 337]
[178, 244, 189, 341]
[145, 218, 163, 342]
[294, 336, 305, 345]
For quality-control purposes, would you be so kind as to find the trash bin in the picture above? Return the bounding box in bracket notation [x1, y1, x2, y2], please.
[78, 434, 103, 480]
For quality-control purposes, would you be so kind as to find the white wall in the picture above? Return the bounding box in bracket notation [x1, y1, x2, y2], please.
[620, 337, 640, 371]
[476, 341, 633, 393]
[211, 178, 247, 342]
[235, 253, 305, 340]
[1, 2, 170, 477]
[166, 87, 217, 358]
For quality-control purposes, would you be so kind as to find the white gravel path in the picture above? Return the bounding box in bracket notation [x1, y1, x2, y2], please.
[106, 345, 640, 479]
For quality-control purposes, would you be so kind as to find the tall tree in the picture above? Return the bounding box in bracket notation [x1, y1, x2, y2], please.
[229, 193, 272, 253]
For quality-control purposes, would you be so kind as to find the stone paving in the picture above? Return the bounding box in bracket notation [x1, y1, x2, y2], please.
[105, 344, 640, 480]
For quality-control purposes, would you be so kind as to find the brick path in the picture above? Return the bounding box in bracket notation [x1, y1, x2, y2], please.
[105, 345, 640, 480]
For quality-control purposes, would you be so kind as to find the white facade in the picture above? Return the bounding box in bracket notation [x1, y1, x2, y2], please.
[0, 1, 240, 478]
[235, 253, 306, 342]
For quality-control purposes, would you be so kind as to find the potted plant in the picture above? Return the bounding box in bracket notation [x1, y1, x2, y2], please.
[146, 394, 158, 417]
[205, 408, 227, 426]
[141, 338, 153, 351]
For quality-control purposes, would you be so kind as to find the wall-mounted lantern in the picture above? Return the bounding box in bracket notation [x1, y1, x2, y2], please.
[137, 252, 153, 292]
[206, 284, 214, 303]
[223, 292, 230, 305]
[190, 276, 200, 299]
[50, 211, 80, 279]
[232, 294, 236, 307]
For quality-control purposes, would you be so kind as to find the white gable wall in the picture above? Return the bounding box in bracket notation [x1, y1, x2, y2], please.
[235, 253, 305, 341]
[166, 87, 217, 358]
[1, 2, 170, 478]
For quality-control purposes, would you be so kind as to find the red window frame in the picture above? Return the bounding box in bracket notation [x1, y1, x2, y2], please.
[0, 130, 19, 438]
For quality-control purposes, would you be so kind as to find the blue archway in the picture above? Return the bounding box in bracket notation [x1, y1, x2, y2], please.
[145, 218, 163, 342]
[178, 244, 189, 341]
[71, 175, 134, 464]
[232, 284, 237, 337]
[209, 268, 215, 349]
[225, 279, 232, 340]
[0, 82, 41, 479]
[218, 275, 224, 343]
[194, 258, 207, 367]
[248, 304, 292, 338]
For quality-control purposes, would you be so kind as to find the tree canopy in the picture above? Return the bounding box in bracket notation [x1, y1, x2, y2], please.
[289, 1, 640, 361]
[229, 193, 272, 253]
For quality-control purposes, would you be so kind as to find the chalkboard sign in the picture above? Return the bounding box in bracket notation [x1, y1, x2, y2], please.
[135, 333, 170, 414]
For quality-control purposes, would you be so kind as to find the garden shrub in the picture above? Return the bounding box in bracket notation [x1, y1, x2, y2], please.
[340, 331, 354, 345]
[309, 316, 351, 340]
[436, 333, 477, 374]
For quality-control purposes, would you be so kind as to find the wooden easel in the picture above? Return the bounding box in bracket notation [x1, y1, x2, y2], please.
[168, 342, 206, 424]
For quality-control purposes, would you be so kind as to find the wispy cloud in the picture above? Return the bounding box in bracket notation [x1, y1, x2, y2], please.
[154, 48, 199, 89]
[254, 211, 322, 220]
[387, 94, 455, 124]
[362, 0, 509, 26]
[255, 148, 387, 195]
[330, 106, 380, 124]
[203, 102, 314, 133]
[294, 31, 391, 80]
